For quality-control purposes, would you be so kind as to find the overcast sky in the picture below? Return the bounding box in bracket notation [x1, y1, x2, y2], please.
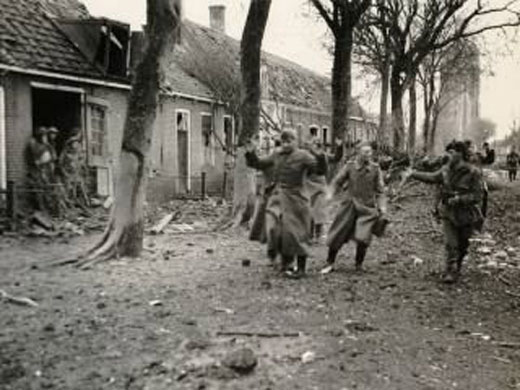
[81, 0, 520, 140]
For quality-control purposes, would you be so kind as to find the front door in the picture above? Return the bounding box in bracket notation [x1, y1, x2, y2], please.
[176, 110, 190, 193]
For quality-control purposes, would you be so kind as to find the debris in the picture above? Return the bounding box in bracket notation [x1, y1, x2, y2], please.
[222, 348, 257, 374]
[505, 290, 520, 299]
[477, 246, 493, 255]
[31, 211, 54, 230]
[0, 289, 39, 307]
[182, 337, 211, 351]
[301, 351, 316, 364]
[149, 300, 163, 307]
[344, 320, 378, 332]
[103, 196, 114, 209]
[216, 330, 301, 338]
[206, 248, 214, 254]
[242, 259, 251, 267]
[493, 250, 508, 260]
[411, 255, 424, 267]
[493, 341, 520, 349]
[169, 224, 195, 233]
[491, 356, 511, 364]
[150, 213, 176, 235]
[214, 307, 235, 315]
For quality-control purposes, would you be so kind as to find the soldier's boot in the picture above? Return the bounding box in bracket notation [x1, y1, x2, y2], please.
[355, 243, 368, 272]
[287, 256, 307, 279]
[442, 259, 458, 284]
[281, 255, 294, 274]
[267, 249, 277, 268]
[320, 248, 339, 274]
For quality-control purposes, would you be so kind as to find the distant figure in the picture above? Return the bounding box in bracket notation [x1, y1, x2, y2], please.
[481, 142, 495, 165]
[506, 146, 519, 182]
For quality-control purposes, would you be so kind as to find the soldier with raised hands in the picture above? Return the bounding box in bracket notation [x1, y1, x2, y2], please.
[245, 129, 327, 279]
[320, 142, 388, 274]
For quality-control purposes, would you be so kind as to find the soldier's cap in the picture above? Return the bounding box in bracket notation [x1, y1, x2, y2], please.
[47, 127, 59, 134]
[35, 126, 48, 135]
[280, 129, 297, 141]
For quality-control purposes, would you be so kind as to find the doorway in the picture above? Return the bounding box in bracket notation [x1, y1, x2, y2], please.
[176, 110, 190, 192]
[31, 86, 83, 156]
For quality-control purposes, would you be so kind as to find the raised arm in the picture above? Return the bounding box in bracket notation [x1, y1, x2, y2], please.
[330, 162, 350, 194]
[245, 150, 274, 171]
[410, 168, 444, 184]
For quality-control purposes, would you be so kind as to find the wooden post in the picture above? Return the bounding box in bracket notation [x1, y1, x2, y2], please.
[222, 171, 228, 199]
[6, 180, 16, 221]
[201, 171, 206, 199]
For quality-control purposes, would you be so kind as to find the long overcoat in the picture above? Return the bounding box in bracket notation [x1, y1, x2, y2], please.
[246, 148, 326, 257]
[326, 160, 387, 250]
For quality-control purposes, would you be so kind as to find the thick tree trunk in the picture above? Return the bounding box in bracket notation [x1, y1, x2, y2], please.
[231, 0, 271, 226]
[78, 0, 180, 268]
[390, 69, 405, 152]
[378, 59, 390, 146]
[407, 73, 417, 153]
[332, 31, 353, 148]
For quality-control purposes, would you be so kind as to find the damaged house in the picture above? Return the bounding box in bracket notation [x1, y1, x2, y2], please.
[0, 0, 131, 198]
[0, 0, 375, 206]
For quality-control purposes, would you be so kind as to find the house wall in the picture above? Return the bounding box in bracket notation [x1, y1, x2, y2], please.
[147, 96, 232, 203]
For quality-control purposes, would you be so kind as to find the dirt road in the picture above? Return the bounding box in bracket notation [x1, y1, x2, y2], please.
[1, 183, 519, 390]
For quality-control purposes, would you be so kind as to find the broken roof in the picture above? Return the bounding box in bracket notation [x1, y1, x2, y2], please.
[176, 21, 336, 113]
[0, 0, 104, 79]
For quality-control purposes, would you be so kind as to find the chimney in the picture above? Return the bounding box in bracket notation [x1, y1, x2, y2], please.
[209, 5, 226, 34]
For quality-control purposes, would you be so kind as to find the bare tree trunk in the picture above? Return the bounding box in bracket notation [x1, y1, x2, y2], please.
[428, 110, 441, 153]
[378, 58, 390, 146]
[78, 0, 180, 268]
[231, 0, 272, 226]
[407, 73, 417, 153]
[390, 69, 405, 152]
[332, 32, 354, 149]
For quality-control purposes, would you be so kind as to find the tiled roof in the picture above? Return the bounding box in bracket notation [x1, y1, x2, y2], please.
[177, 21, 340, 114]
[39, 0, 89, 19]
[0, 0, 104, 78]
[161, 61, 215, 100]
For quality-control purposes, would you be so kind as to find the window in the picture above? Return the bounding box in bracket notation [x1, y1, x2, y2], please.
[322, 127, 328, 146]
[89, 104, 107, 157]
[201, 113, 214, 165]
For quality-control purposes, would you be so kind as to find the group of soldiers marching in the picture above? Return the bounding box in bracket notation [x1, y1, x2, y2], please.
[26, 126, 89, 215]
[246, 129, 488, 284]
